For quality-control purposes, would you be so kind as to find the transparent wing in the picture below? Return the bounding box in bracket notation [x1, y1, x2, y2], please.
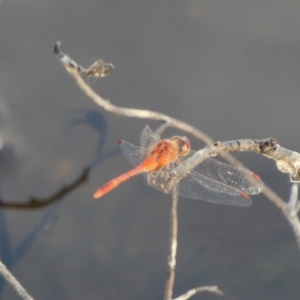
[120, 139, 159, 183]
[173, 157, 263, 206]
[140, 125, 160, 150]
[189, 158, 263, 196]
[177, 171, 253, 206]
[119, 140, 146, 166]
[142, 163, 253, 206]
[120, 125, 160, 165]
[143, 156, 262, 206]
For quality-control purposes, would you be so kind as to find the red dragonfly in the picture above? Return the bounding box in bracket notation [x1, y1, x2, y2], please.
[94, 126, 263, 206]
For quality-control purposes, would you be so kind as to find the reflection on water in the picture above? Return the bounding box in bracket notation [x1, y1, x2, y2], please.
[71, 109, 120, 168]
[0, 106, 121, 298]
[0, 99, 26, 183]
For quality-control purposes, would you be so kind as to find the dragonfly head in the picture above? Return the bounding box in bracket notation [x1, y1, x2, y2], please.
[171, 136, 191, 157]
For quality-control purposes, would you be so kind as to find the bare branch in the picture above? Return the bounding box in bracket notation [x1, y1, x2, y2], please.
[187, 139, 295, 214]
[0, 260, 34, 300]
[53, 42, 286, 212]
[204, 138, 300, 181]
[54, 44, 300, 249]
[284, 184, 300, 249]
[54, 42, 300, 251]
[54, 42, 114, 78]
[155, 120, 171, 136]
[287, 184, 298, 212]
[192, 139, 300, 246]
[164, 187, 179, 300]
[173, 286, 223, 300]
[54, 42, 212, 143]
[54, 42, 300, 298]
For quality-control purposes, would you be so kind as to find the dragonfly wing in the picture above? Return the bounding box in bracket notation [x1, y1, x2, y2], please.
[190, 158, 263, 195]
[120, 140, 151, 183]
[140, 125, 160, 150]
[119, 140, 145, 167]
[177, 172, 252, 206]
[141, 161, 253, 206]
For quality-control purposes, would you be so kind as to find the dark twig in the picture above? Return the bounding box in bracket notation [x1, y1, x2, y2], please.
[0, 166, 89, 209]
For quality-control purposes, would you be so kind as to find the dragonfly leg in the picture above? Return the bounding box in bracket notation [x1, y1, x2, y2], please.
[159, 183, 170, 193]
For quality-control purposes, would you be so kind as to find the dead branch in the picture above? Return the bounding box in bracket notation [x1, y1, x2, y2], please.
[164, 187, 179, 300]
[0, 166, 89, 210]
[54, 41, 300, 298]
[173, 286, 223, 300]
[0, 260, 34, 300]
[54, 41, 285, 219]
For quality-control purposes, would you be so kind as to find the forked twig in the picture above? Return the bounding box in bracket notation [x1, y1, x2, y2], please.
[53, 41, 285, 214]
[173, 286, 223, 300]
[201, 139, 300, 248]
[54, 42, 300, 298]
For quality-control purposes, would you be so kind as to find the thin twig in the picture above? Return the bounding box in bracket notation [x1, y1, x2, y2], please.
[201, 140, 300, 247]
[205, 138, 300, 182]
[55, 43, 299, 247]
[284, 184, 300, 249]
[54, 42, 300, 297]
[54, 44, 285, 214]
[155, 120, 172, 136]
[164, 187, 179, 300]
[0, 166, 89, 209]
[287, 184, 298, 212]
[173, 286, 223, 300]
[0, 260, 34, 300]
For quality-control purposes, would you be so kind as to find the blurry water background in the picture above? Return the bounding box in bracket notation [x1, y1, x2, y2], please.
[0, 1, 300, 299]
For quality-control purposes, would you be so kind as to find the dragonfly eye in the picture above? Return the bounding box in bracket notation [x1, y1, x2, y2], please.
[172, 136, 191, 156]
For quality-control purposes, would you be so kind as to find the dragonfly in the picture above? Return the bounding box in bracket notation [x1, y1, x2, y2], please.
[94, 125, 263, 206]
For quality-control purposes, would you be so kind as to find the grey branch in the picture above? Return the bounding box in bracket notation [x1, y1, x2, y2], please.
[164, 187, 179, 300]
[54, 42, 212, 143]
[285, 184, 300, 249]
[0, 260, 34, 300]
[203, 138, 300, 181]
[53, 42, 284, 210]
[191, 139, 300, 250]
[287, 183, 298, 212]
[173, 286, 223, 300]
[54, 42, 114, 78]
[54, 42, 300, 251]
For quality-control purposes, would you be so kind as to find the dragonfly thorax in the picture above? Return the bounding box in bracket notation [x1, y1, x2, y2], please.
[148, 140, 181, 171]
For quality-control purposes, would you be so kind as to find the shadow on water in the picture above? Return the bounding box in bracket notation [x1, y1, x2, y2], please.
[71, 109, 120, 169]
[0, 109, 119, 297]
